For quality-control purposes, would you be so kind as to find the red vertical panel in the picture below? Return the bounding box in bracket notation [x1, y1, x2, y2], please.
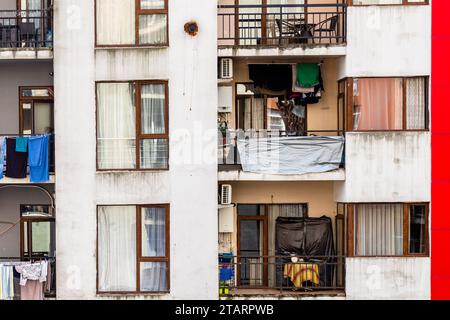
[432, 0, 450, 300]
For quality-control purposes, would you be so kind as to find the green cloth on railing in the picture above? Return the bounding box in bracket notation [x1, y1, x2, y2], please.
[296, 63, 320, 88]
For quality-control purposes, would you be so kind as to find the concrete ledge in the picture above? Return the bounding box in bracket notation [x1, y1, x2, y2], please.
[218, 44, 346, 58]
[0, 48, 53, 60]
[218, 168, 345, 181]
[0, 174, 55, 184]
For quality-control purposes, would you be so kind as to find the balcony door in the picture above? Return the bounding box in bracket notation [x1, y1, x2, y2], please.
[19, 86, 54, 135]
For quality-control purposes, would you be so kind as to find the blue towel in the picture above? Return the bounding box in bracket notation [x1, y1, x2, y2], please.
[15, 137, 28, 153]
[0, 137, 5, 180]
[219, 268, 234, 281]
[28, 135, 49, 183]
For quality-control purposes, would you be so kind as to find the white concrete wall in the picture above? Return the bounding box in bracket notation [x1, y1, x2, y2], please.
[54, 0, 217, 300]
[335, 132, 430, 203]
[346, 257, 430, 300]
[338, 5, 431, 79]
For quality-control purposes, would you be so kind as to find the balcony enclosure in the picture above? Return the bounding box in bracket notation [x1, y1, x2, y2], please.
[0, 0, 53, 49]
[218, 0, 347, 47]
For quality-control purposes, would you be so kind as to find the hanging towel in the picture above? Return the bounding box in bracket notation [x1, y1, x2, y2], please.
[15, 137, 29, 153]
[296, 63, 320, 88]
[0, 137, 5, 180]
[5, 138, 28, 179]
[292, 65, 315, 93]
[0, 265, 15, 300]
[28, 135, 49, 183]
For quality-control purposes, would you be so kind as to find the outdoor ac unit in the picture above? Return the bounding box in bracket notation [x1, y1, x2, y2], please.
[218, 86, 233, 113]
[220, 184, 232, 205]
[219, 58, 233, 79]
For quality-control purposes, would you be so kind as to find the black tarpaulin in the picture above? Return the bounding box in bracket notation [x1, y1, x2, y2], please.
[275, 216, 336, 288]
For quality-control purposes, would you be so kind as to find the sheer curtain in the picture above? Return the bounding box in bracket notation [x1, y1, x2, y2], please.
[353, 78, 403, 130]
[139, 14, 168, 45]
[96, 0, 135, 45]
[267, 204, 306, 287]
[355, 204, 403, 256]
[97, 83, 136, 169]
[252, 98, 265, 130]
[406, 77, 426, 130]
[141, 84, 165, 134]
[98, 206, 136, 292]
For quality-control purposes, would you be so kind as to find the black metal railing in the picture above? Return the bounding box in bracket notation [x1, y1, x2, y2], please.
[0, 10, 53, 48]
[218, 129, 345, 167]
[218, 3, 347, 47]
[219, 254, 345, 296]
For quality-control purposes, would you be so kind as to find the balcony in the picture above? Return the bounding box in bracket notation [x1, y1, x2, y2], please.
[218, 1, 347, 57]
[0, 9, 53, 59]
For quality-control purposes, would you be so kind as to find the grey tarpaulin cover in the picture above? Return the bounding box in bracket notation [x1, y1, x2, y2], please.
[275, 216, 336, 287]
[236, 136, 344, 175]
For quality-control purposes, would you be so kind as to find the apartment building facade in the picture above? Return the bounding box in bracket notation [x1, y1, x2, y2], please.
[0, 0, 433, 301]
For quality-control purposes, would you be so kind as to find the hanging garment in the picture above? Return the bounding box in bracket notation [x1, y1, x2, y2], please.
[20, 280, 44, 300]
[296, 63, 320, 88]
[28, 135, 49, 183]
[15, 137, 29, 153]
[292, 65, 315, 93]
[15, 261, 47, 286]
[249, 64, 292, 92]
[0, 265, 14, 300]
[5, 138, 28, 179]
[0, 137, 5, 180]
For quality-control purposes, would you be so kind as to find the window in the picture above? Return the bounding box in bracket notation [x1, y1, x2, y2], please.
[350, 0, 428, 5]
[345, 77, 428, 131]
[345, 203, 429, 257]
[97, 205, 170, 293]
[96, 81, 169, 170]
[95, 0, 168, 46]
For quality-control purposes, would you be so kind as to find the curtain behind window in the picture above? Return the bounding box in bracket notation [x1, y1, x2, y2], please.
[96, 0, 135, 45]
[355, 204, 403, 256]
[138, 14, 167, 45]
[97, 83, 136, 169]
[406, 78, 426, 130]
[98, 206, 136, 292]
[141, 84, 165, 134]
[141, 207, 166, 257]
[353, 78, 403, 130]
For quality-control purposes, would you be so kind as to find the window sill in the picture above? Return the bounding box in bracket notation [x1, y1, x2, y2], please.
[96, 292, 170, 297]
[95, 45, 169, 50]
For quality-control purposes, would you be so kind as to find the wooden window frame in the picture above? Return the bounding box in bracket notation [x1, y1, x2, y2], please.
[96, 204, 170, 295]
[94, 0, 169, 48]
[343, 76, 429, 132]
[95, 80, 169, 171]
[346, 202, 429, 258]
[19, 86, 54, 136]
[348, 0, 429, 6]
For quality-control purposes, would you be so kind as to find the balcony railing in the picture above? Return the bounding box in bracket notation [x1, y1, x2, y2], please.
[218, 3, 347, 47]
[0, 10, 53, 48]
[219, 254, 345, 296]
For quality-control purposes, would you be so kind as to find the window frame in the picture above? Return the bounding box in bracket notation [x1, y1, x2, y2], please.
[94, 0, 169, 48]
[19, 86, 54, 136]
[342, 76, 429, 132]
[95, 80, 169, 171]
[348, 0, 429, 6]
[345, 202, 429, 258]
[96, 204, 170, 295]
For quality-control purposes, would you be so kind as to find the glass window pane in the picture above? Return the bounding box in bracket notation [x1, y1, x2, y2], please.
[23, 222, 28, 255]
[34, 102, 53, 135]
[22, 103, 32, 135]
[353, 0, 402, 4]
[353, 78, 403, 131]
[31, 221, 51, 254]
[406, 77, 426, 130]
[141, 84, 166, 134]
[409, 205, 427, 254]
[139, 14, 167, 45]
[140, 262, 167, 292]
[97, 83, 136, 169]
[98, 206, 137, 292]
[96, 0, 135, 45]
[141, 207, 166, 257]
[22, 89, 50, 97]
[140, 139, 168, 169]
[238, 204, 263, 216]
[141, 0, 165, 9]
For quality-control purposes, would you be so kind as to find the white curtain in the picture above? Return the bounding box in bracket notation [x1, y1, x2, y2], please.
[353, 0, 402, 4]
[141, 0, 165, 9]
[140, 139, 168, 169]
[252, 98, 265, 130]
[139, 14, 167, 45]
[141, 207, 166, 257]
[355, 204, 403, 256]
[98, 206, 136, 292]
[406, 77, 426, 130]
[96, 0, 135, 45]
[141, 84, 165, 134]
[140, 262, 167, 292]
[97, 82, 136, 170]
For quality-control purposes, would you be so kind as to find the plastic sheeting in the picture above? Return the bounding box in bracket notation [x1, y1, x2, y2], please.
[275, 216, 336, 287]
[237, 135, 344, 175]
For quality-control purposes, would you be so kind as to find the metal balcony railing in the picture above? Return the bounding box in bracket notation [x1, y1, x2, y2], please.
[218, 3, 347, 47]
[0, 10, 53, 48]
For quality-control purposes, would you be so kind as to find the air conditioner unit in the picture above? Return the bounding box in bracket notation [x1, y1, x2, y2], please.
[220, 184, 232, 205]
[218, 86, 232, 113]
[219, 58, 233, 80]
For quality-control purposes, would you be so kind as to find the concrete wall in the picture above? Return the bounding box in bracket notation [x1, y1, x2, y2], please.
[346, 257, 430, 300]
[54, 0, 218, 300]
[0, 61, 53, 134]
[338, 6, 431, 79]
[0, 0, 16, 11]
[0, 185, 54, 258]
[335, 132, 430, 203]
